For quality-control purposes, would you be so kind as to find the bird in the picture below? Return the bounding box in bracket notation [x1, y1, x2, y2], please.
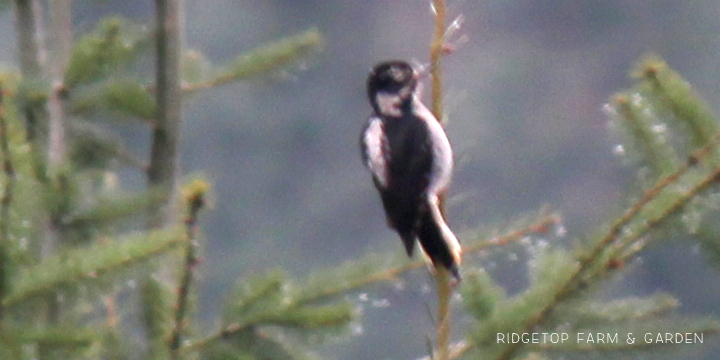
[360, 60, 461, 279]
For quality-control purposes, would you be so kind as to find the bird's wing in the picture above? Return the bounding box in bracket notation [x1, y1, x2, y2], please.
[360, 116, 389, 189]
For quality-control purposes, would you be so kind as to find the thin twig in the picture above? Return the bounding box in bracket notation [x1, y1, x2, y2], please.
[180, 323, 245, 355]
[463, 211, 561, 254]
[435, 268, 452, 360]
[170, 186, 205, 360]
[430, 0, 447, 124]
[302, 212, 559, 305]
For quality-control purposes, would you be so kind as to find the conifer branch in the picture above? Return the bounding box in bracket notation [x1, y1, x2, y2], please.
[612, 161, 720, 258]
[448, 57, 720, 360]
[635, 56, 720, 158]
[178, 213, 557, 356]
[0, 87, 13, 321]
[556, 292, 680, 323]
[143, 276, 172, 360]
[296, 257, 424, 305]
[179, 323, 246, 355]
[2, 226, 186, 308]
[296, 212, 558, 308]
[490, 162, 720, 360]
[463, 210, 561, 253]
[180, 275, 353, 356]
[182, 28, 322, 93]
[170, 180, 207, 360]
[5, 324, 99, 347]
[582, 129, 720, 266]
[296, 212, 558, 307]
[612, 94, 679, 177]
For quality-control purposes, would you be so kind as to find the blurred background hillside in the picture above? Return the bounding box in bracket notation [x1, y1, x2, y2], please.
[3, 1, 720, 359]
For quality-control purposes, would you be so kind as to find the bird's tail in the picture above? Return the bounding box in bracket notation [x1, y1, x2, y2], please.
[417, 195, 462, 280]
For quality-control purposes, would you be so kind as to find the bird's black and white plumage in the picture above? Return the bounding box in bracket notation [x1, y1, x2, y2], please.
[360, 60, 461, 279]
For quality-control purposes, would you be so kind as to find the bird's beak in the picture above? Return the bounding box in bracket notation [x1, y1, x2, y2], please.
[415, 64, 431, 79]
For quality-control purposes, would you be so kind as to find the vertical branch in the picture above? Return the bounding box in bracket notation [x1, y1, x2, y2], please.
[46, 0, 72, 167]
[148, 0, 183, 228]
[148, 1, 184, 356]
[0, 88, 13, 321]
[170, 181, 207, 360]
[146, 1, 184, 357]
[14, 0, 69, 199]
[13, 1, 62, 331]
[430, 0, 447, 123]
[14, 0, 44, 78]
[14, 5, 72, 359]
[435, 267, 452, 360]
[14, 0, 49, 174]
[15, 0, 71, 263]
[429, 2, 452, 360]
[13, 3, 67, 356]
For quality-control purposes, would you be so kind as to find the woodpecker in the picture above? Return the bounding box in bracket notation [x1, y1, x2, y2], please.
[360, 60, 461, 279]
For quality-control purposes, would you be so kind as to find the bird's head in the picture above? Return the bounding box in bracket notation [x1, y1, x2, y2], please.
[367, 60, 418, 117]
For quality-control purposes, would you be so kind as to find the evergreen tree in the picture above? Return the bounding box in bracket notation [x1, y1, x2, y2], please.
[0, 1, 718, 360]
